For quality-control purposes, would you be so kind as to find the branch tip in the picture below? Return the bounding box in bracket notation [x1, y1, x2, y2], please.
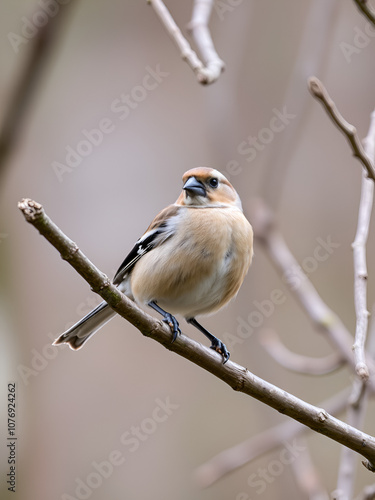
[355, 362, 370, 381]
[309, 77, 375, 181]
[18, 198, 43, 221]
[308, 76, 324, 98]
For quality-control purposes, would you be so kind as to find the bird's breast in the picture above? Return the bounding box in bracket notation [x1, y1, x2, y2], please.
[130, 207, 253, 317]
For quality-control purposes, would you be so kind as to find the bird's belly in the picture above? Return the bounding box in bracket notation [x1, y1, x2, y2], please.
[155, 270, 229, 317]
[131, 241, 246, 318]
[130, 207, 253, 318]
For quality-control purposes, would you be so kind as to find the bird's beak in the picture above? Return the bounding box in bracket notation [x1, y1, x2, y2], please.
[183, 177, 206, 197]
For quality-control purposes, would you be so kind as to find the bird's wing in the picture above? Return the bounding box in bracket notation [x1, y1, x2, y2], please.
[113, 204, 180, 285]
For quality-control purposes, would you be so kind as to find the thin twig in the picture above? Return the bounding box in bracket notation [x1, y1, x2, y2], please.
[308, 77, 375, 182]
[18, 198, 375, 473]
[353, 169, 373, 380]
[306, 87, 375, 497]
[195, 388, 350, 487]
[353, 0, 375, 25]
[147, 0, 222, 84]
[147, 0, 203, 75]
[260, 328, 344, 375]
[352, 110, 375, 380]
[187, 0, 225, 83]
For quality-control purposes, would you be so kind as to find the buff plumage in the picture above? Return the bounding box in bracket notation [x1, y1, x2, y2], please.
[54, 167, 253, 363]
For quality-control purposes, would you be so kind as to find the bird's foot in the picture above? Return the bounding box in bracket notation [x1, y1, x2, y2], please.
[147, 301, 181, 343]
[210, 339, 230, 364]
[163, 314, 181, 343]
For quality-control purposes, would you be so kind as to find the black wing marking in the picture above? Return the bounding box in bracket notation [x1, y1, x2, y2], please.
[112, 204, 181, 285]
[113, 229, 162, 285]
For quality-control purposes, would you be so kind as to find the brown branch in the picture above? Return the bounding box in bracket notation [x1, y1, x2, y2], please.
[18, 198, 375, 475]
[353, 0, 375, 25]
[308, 77, 375, 181]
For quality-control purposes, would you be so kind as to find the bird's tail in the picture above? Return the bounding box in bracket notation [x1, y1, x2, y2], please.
[53, 301, 116, 350]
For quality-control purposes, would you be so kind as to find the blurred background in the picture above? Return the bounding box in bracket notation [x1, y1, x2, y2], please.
[1, 1, 375, 498]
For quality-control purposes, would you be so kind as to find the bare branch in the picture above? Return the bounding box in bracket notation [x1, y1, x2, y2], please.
[195, 388, 350, 487]
[248, 199, 370, 379]
[352, 110, 375, 379]
[147, 0, 223, 84]
[308, 77, 375, 182]
[187, 0, 225, 83]
[18, 198, 375, 473]
[332, 112, 375, 496]
[352, 170, 373, 380]
[260, 328, 344, 375]
[353, 0, 375, 25]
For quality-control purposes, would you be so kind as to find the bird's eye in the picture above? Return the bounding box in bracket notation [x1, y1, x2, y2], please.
[209, 178, 219, 188]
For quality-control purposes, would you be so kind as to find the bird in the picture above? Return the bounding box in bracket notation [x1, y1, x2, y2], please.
[54, 167, 253, 363]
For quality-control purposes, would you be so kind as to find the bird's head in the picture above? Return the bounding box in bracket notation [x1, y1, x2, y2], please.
[176, 167, 243, 209]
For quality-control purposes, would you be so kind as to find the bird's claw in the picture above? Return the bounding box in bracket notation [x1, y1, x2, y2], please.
[163, 314, 181, 343]
[210, 340, 230, 364]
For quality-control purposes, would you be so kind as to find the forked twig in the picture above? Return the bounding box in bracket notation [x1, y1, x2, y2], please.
[308, 77, 375, 181]
[148, 0, 224, 84]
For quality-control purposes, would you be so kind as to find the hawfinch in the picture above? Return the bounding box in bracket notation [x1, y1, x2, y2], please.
[54, 167, 253, 363]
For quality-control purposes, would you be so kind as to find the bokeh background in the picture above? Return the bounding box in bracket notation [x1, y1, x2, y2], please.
[1, 1, 375, 499]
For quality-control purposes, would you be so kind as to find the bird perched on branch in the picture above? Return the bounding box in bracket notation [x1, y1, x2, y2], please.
[54, 167, 253, 363]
